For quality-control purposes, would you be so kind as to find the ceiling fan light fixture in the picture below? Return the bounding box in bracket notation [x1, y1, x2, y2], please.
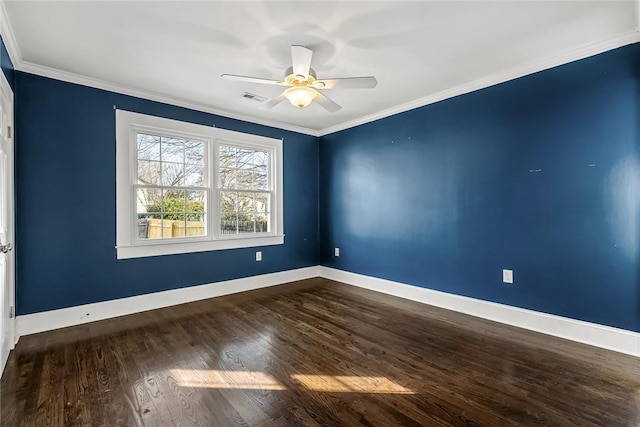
[284, 85, 317, 108]
[222, 45, 375, 112]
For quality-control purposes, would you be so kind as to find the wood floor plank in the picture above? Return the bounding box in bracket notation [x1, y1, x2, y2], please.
[2, 278, 639, 426]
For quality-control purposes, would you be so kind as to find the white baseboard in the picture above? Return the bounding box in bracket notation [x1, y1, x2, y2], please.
[15, 265, 639, 358]
[319, 267, 640, 357]
[16, 266, 320, 338]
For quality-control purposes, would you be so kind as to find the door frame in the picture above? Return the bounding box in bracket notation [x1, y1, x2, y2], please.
[0, 69, 15, 370]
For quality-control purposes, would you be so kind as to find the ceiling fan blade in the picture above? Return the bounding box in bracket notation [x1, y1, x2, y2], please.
[291, 45, 313, 78]
[313, 76, 377, 89]
[260, 93, 287, 110]
[315, 92, 342, 112]
[221, 74, 288, 86]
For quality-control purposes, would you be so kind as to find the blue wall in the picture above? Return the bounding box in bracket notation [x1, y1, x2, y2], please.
[320, 44, 640, 332]
[0, 35, 14, 88]
[15, 73, 319, 315]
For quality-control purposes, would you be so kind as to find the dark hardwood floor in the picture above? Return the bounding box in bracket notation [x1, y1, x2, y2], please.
[1, 278, 639, 426]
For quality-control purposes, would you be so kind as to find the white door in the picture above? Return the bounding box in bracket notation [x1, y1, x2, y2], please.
[0, 70, 14, 375]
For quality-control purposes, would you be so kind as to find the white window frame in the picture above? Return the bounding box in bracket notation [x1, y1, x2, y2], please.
[116, 110, 284, 259]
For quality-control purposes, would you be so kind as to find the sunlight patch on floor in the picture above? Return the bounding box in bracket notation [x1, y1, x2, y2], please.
[171, 369, 414, 394]
[170, 369, 286, 390]
[291, 374, 415, 394]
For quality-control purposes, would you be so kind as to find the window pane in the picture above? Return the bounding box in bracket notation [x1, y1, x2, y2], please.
[138, 160, 161, 185]
[255, 215, 268, 233]
[187, 190, 205, 221]
[237, 192, 255, 234]
[217, 190, 271, 235]
[218, 145, 270, 192]
[220, 216, 237, 235]
[236, 169, 253, 190]
[186, 220, 206, 237]
[237, 192, 255, 214]
[145, 216, 172, 239]
[236, 148, 253, 169]
[162, 162, 185, 186]
[172, 216, 206, 237]
[137, 134, 160, 161]
[219, 190, 237, 234]
[185, 164, 204, 187]
[161, 137, 184, 163]
[219, 145, 236, 168]
[162, 190, 186, 220]
[254, 150, 268, 167]
[187, 189, 205, 201]
[253, 165, 268, 190]
[136, 188, 162, 214]
[254, 193, 270, 233]
[219, 190, 237, 213]
[254, 193, 269, 214]
[137, 214, 162, 240]
[237, 215, 255, 234]
[185, 140, 204, 165]
[219, 168, 235, 189]
[171, 219, 187, 238]
[136, 189, 209, 240]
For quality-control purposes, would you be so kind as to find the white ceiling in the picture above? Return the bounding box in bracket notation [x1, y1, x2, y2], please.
[2, 1, 639, 136]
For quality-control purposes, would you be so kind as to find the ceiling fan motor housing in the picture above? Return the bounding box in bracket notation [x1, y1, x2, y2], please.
[284, 66, 317, 80]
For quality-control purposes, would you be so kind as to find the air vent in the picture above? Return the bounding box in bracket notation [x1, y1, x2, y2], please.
[242, 92, 267, 102]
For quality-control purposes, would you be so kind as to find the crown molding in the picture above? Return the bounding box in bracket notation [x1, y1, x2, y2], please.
[318, 30, 640, 136]
[0, 1, 21, 68]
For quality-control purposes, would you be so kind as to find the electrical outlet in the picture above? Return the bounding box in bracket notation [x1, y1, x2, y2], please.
[502, 269, 513, 284]
[256, 251, 262, 262]
[334, 247, 340, 257]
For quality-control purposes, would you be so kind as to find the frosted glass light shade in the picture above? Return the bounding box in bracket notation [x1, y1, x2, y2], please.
[284, 86, 317, 108]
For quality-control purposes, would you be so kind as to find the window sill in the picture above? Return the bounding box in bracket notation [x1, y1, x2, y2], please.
[116, 235, 284, 259]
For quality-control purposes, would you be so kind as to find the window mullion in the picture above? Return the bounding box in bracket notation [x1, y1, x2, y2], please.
[210, 139, 217, 240]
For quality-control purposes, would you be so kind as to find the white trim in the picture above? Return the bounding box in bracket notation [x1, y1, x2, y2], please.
[116, 110, 284, 259]
[320, 31, 640, 136]
[16, 266, 320, 338]
[0, 68, 12, 377]
[319, 267, 640, 357]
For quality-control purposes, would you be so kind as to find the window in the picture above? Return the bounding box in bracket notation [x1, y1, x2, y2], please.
[116, 110, 283, 259]
[218, 144, 271, 235]
[136, 133, 207, 241]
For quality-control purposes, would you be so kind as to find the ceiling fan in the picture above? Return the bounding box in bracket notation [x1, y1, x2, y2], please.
[221, 45, 377, 112]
